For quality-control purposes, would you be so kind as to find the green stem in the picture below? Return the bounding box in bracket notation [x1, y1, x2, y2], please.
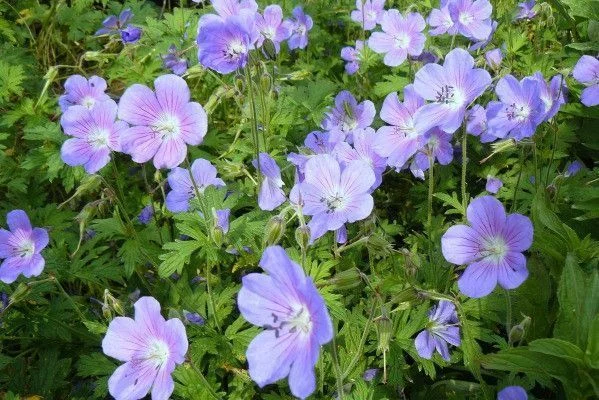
[244, 66, 261, 180]
[188, 359, 221, 399]
[461, 129, 468, 214]
[505, 289, 512, 345]
[330, 334, 345, 400]
[427, 152, 435, 232]
[205, 263, 221, 332]
[545, 124, 558, 187]
[511, 147, 525, 212]
[342, 297, 377, 380]
[52, 276, 86, 321]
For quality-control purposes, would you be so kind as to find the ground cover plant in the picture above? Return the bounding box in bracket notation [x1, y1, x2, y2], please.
[0, 0, 598, 399]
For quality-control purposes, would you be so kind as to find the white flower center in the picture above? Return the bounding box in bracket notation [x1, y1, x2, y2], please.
[81, 96, 96, 109]
[225, 40, 247, 61]
[483, 236, 508, 262]
[145, 339, 170, 367]
[506, 103, 531, 122]
[436, 85, 465, 108]
[153, 113, 180, 140]
[87, 128, 110, 149]
[367, 10, 377, 20]
[394, 33, 411, 49]
[263, 303, 313, 337]
[15, 238, 35, 258]
[322, 192, 347, 213]
[262, 27, 275, 39]
[294, 24, 306, 36]
[287, 305, 312, 334]
[459, 12, 473, 25]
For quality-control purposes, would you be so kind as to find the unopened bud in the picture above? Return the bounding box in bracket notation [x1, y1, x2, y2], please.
[375, 308, 393, 352]
[104, 289, 124, 316]
[295, 225, 310, 250]
[329, 268, 362, 291]
[10, 283, 30, 304]
[260, 72, 273, 93]
[234, 74, 245, 93]
[509, 315, 531, 345]
[262, 39, 277, 60]
[102, 304, 112, 320]
[265, 216, 285, 245]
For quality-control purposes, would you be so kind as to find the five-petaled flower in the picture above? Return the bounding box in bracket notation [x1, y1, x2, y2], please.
[414, 300, 461, 360]
[58, 75, 111, 112]
[102, 296, 188, 400]
[118, 74, 208, 169]
[442, 196, 533, 298]
[237, 246, 333, 399]
[368, 10, 426, 67]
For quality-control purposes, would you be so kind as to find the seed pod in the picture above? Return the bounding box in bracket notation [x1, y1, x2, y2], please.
[265, 216, 286, 245]
[295, 225, 310, 251]
[376, 308, 393, 353]
[329, 268, 362, 291]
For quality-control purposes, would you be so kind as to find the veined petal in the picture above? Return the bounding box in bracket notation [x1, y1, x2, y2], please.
[466, 196, 506, 238]
[441, 224, 482, 265]
[154, 74, 191, 114]
[117, 84, 161, 125]
[503, 213, 533, 252]
[7, 210, 32, 232]
[102, 316, 146, 361]
[458, 258, 498, 298]
[496, 251, 528, 290]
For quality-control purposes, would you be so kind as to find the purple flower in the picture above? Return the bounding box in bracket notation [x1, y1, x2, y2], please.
[368, 10, 426, 67]
[564, 160, 584, 177]
[287, 6, 313, 50]
[60, 99, 126, 174]
[414, 50, 439, 65]
[210, 0, 258, 19]
[350, 0, 386, 30]
[428, 1, 457, 36]
[121, 25, 142, 43]
[237, 246, 333, 399]
[498, 386, 528, 400]
[441, 196, 533, 298]
[532, 73, 567, 122]
[58, 75, 110, 112]
[102, 297, 188, 400]
[485, 48, 503, 70]
[572, 55, 599, 107]
[298, 154, 375, 242]
[0, 210, 49, 284]
[214, 209, 230, 233]
[165, 158, 225, 212]
[413, 48, 492, 134]
[414, 300, 460, 361]
[138, 205, 154, 225]
[321, 91, 376, 142]
[374, 84, 427, 169]
[255, 5, 291, 52]
[486, 175, 503, 194]
[183, 310, 206, 326]
[118, 74, 208, 169]
[335, 224, 348, 244]
[409, 129, 454, 179]
[341, 40, 364, 75]
[362, 368, 379, 382]
[95, 8, 133, 35]
[334, 128, 386, 190]
[486, 74, 545, 140]
[162, 45, 188, 76]
[288, 131, 342, 176]
[253, 153, 286, 211]
[466, 104, 495, 143]
[197, 13, 259, 74]
[469, 20, 497, 51]
[515, 1, 536, 20]
[448, 0, 493, 41]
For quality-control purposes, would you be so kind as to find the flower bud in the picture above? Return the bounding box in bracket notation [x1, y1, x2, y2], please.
[375, 308, 393, 353]
[509, 315, 531, 345]
[329, 268, 362, 291]
[260, 72, 273, 93]
[262, 39, 277, 60]
[265, 216, 285, 245]
[295, 225, 310, 251]
[102, 303, 112, 320]
[10, 283, 30, 305]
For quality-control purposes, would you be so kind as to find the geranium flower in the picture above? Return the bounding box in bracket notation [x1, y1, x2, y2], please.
[448, 0, 493, 41]
[162, 45, 188, 76]
[515, 1, 536, 20]
[237, 246, 333, 399]
[58, 75, 110, 112]
[368, 10, 426, 67]
[298, 154, 375, 242]
[96, 8, 142, 43]
[197, 13, 259, 74]
[486, 74, 545, 140]
[564, 160, 584, 177]
[118, 74, 208, 169]
[532, 72, 566, 122]
[60, 99, 126, 174]
[413, 48, 492, 134]
[441, 196, 533, 298]
[572, 55, 599, 107]
[137, 205, 154, 225]
[0, 210, 49, 284]
[414, 300, 461, 360]
[321, 90, 376, 142]
[209, 0, 258, 19]
[498, 385, 528, 400]
[255, 4, 291, 52]
[102, 297, 188, 400]
[165, 158, 225, 212]
[486, 175, 503, 194]
[428, 0, 457, 36]
[287, 6, 313, 50]
[409, 129, 453, 179]
[341, 40, 364, 75]
[350, 0, 386, 30]
[374, 84, 427, 169]
[253, 153, 286, 211]
[334, 127, 386, 190]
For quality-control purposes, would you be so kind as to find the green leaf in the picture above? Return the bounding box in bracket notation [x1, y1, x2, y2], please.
[585, 315, 599, 369]
[158, 239, 201, 277]
[528, 338, 585, 365]
[554, 253, 588, 347]
[77, 353, 115, 377]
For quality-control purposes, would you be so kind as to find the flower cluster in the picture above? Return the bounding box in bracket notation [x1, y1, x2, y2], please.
[196, 0, 312, 74]
[95, 8, 142, 44]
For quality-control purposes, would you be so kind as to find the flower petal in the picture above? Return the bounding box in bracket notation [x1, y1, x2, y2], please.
[503, 213, 533, 252]
[121, 126, 162, 163]
[102, 316, 146, 361]
[134, 296, 166, 337]
[496, 251, 528, 290]
[466, 195, 506, 238]
[441, 224, 482, 265]
[108, 360, 156, 400]
[288, 339, 318, 399]
[7, 210, 32, 232]
[457, 258, 498, 298]
[415, 330, 435, 359]
[246, 329, 295, 387]
[154, 74, 191, 114]
[118, 84, 162, 125]
[153, 139, 187, 169]
[238, 273, 293, 327]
